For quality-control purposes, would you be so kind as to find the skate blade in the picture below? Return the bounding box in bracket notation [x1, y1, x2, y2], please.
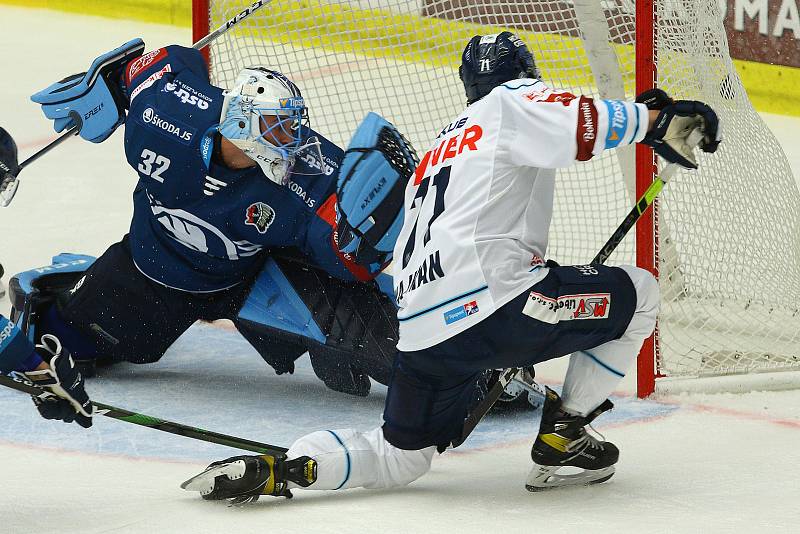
[181, 460, 247, 494]
[525, 463, 615, 492]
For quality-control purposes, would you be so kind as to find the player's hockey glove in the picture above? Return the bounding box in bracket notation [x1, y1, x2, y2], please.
[637, 90, 721, 169]
[0, 126, 20, 206]
[30, 39, 145, 143]
[23, 334, 93, 428]
[181, 454, 317, 504]
[635, 88, 673, 111]
[337, 112, 418, 272]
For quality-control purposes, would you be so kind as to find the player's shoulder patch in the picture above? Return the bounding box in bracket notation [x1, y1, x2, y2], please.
[126, 48, 169, 85]
[245, 202, 276, 234]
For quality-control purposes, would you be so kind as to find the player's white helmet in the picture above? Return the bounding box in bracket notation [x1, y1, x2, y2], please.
[219, 67, 312, 185]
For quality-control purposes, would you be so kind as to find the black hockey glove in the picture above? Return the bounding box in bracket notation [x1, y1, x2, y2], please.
[24, 335, 93, 428]
[638, 91, 721, 169]
[635, 88, 673, 111]
[0, 126, 20, 207]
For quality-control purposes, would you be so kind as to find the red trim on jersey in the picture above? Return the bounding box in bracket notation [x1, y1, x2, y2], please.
[316, 194, 374, 282]
[576, 96, 598, 161]
[125, 48, 168, 85]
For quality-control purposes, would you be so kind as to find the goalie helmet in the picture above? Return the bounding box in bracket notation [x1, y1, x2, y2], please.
[459, 32, 540, 105]
[219, 67, 312, 185]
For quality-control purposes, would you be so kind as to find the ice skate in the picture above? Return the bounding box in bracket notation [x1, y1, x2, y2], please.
[526, 387, 617, 491]
[181, 454, 317, 504]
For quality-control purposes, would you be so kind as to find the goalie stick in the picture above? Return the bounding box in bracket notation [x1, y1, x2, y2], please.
[0, 372, 288, 456]
[453, 130, 704, 448]
[0, 0, 273, 208]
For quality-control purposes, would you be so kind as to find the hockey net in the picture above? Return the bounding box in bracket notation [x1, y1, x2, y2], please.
[194, 0, 800, 396]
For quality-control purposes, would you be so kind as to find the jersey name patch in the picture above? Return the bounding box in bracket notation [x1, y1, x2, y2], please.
[245, 202, 276, 233]
[523, 291, 611, 324]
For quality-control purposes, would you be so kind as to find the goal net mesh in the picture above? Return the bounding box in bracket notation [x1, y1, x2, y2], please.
[202, 0, 800, 385]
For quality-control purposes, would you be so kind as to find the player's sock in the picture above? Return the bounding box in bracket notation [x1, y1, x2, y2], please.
[526, 387, 617, 491]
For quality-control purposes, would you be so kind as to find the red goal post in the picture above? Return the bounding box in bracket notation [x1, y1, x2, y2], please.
[192, 0, 800, 397]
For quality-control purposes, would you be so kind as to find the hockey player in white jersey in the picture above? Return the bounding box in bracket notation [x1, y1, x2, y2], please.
[183, 31, 721, 500]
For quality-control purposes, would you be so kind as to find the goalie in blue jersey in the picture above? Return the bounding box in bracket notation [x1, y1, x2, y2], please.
[5, 40, 414, 423]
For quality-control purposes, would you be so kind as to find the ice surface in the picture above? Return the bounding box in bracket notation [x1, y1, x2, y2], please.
[1, 6, 799, 533]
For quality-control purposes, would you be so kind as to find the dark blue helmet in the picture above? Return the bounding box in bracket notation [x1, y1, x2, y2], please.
[459, 32, 540, 104]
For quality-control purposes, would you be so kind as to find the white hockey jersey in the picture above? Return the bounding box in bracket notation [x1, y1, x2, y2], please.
[393, 79, 649, 351]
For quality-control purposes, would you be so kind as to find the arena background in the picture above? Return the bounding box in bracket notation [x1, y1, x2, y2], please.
[1, 0, 797, 116]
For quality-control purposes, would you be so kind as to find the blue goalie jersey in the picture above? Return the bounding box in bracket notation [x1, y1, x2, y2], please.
[121, 45, 361, 292]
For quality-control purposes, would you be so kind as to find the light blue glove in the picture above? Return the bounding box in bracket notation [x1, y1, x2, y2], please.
[30, 38, 145, 143]
[336, 112, 418, 271]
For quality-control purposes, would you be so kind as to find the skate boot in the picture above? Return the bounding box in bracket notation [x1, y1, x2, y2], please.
[526, 387, 617, 491]
[181, 454, 317, 504]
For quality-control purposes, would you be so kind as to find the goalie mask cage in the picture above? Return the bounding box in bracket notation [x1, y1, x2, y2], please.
[193, 0, 800, 397]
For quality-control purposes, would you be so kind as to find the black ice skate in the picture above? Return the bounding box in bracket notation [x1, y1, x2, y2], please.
[526, 387, 617, 491]
[181, 454, 317, 504]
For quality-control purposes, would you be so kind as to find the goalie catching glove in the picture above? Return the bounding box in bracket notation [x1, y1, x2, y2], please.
[336, 112, 418, 272]
[30, 39, 145, 143]
[23, 335, 94, 428]
[181, 454, 317, 504]
[636, 88, 721, 169]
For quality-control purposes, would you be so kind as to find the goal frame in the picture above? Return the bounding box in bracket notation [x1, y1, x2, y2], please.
[191, 0, 788, 399]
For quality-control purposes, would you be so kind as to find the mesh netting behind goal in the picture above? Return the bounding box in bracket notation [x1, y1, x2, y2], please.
[199, 0, 800, 393]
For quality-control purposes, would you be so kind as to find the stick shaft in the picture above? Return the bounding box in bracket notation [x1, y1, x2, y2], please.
[0, 373, 287, 456]
[192, 0, 272, 51]
[17, 125, 80, 173]
[591, 163, 677, 265]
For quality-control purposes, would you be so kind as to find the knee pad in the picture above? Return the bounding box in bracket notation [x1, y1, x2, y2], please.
[8, 254, 95, 345]
[618, 265, 659, 338]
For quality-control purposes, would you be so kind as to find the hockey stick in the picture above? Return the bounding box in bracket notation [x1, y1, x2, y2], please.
[453, 131, 704, 447]
[0, 0, 272, 208]
[0, 373, 288, 456]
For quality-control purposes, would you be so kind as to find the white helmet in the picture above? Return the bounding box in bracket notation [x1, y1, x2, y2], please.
[219, 67, 312, 185]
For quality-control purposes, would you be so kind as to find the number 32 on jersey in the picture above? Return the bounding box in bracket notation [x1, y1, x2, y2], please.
[138, 148, 171, 182]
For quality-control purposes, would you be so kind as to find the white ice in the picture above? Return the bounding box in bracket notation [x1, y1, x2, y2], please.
[1, 6, 800, 533]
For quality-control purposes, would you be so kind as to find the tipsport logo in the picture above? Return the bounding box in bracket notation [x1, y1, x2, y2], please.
[0, 320, 16, 346]
[279, 97, 304, 109]
[604, 100, 628, 148]
[443, 300, 480, 325]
